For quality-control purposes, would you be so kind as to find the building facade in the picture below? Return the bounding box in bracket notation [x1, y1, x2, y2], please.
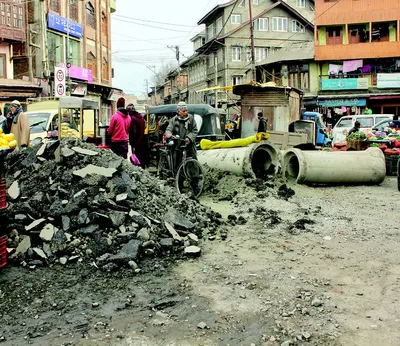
[314, 0, 400, 117]
[0, 0, 42, 109]
[182, 0, 314, 117]
[26, 0, 118, 123]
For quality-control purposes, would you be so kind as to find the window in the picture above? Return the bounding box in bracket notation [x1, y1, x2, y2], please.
[272, 17, 288, 32]
[86, 1, 96, 29]
[231, 14, 241, 24]
[288, 64, 309, 91]
[296, 0, 305, 7]
[232, 75, 243, 85]
[47, 32, 63, 69]
[68, 38, 81, 66]
[232, 46, 241, 61]
[18, 7, 22, 28]
[254, 47, 268, 62]
[69, 2, 78, 21]
[326, 26, 342, 45]
[292, 20, 304, 33]
[87, 52, 97, 79]
[254, 18, 268, 31]
[238, 0, 245, 7]
[215, 17, 223, 34]
[1, 4, 5, 25]
[102, 58, 109, 81]
[207, 23, 214, 40]
[0, 54, 6, 78]
[208, 54, 214, 67]
[101, 11, 107, 35]
[50, 0, 60, 13]
[217, 49, 223, 64]
[12, 5, 17, 27]
[6, 4, 10, 26]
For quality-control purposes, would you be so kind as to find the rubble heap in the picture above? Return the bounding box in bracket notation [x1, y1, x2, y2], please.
[2, 138, 224, 270]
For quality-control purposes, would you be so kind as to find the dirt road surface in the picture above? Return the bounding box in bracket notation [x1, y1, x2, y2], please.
[1, 176, 399, 346]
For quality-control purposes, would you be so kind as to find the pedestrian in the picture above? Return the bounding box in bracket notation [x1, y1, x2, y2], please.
[107, 97, 131, 159]
[0, 110, 6, 134]
[363, 107, 372, 115]
[127, 103, 146, 168]
[9, 100, 30, 149]
[348, 121, 360, 136]
[165, 101, 199, 195]
[257, 112, 267, 133]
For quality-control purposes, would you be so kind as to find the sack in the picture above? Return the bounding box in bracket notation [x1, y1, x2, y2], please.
[130, 153, 141, 166]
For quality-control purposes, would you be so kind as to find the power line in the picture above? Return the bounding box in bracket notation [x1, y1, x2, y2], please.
[113, 14, 197, 28]
[112, 17, 196, 33]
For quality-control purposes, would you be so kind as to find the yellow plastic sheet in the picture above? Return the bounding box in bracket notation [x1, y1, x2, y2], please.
[200, 132, 270, 150]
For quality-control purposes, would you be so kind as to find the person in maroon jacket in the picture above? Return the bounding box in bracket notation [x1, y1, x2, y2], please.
[127, 103, 146, 168]
[107, 97, 131, 159]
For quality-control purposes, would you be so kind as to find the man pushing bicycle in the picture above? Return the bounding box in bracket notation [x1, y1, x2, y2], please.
[165, 102, 200, 195]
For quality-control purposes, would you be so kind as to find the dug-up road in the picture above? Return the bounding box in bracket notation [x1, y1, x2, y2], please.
[1, 177, 399, 346]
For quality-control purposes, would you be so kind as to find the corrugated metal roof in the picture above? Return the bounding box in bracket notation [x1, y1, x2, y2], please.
[257, 41, 314, 66]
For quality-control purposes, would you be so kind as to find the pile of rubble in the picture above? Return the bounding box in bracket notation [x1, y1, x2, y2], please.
[2, 138, 224, 271]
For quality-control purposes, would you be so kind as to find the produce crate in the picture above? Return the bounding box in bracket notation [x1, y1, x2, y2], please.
[0, 178, 5, 209]
[385, 155, 400, 176]
[0, 236, 7, 268]
[346, 140, 370, 151]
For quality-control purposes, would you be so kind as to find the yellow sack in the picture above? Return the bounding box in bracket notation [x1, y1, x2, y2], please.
[200, 132, 270, 150]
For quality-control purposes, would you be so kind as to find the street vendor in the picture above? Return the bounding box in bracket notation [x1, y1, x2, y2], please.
[348, 121, 360, 137]
[9, 100, 30, 149]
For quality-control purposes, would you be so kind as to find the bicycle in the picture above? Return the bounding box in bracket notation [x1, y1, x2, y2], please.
[157, 136, 204, 198]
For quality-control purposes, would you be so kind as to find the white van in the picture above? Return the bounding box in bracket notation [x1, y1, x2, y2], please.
[331, 114, 394, 144]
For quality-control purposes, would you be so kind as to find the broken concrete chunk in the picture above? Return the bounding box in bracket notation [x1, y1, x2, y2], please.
[116, 193, 128, 202]
[15, 236, 31, 255]
[59, 257, 68, 265]
[25, 218, 46, 232]
[61, 147, 75, 157]
[137, 228, 150, 241]
[71, 146, 98, 156]
[164, 222, 182, 242]
[7, 181, 20, 200]
[73, 164, 116, 178]
[36, 143, 47, 157]
[187, 233, 199, 244]
[33, 247, 48, 260]
[184, 246, 201, 256]
[39, 224, 55, 242]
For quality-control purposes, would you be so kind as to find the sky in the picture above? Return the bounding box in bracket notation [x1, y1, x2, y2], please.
[111, 0, 227, 96]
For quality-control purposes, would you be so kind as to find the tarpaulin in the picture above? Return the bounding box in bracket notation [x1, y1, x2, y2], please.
[200, 133, 270, 150]
[343, 60, 363, 73]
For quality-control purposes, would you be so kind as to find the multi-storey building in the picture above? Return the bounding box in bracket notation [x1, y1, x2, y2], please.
[26, 0, 119, 123]
[182, 0, 314, 117]
[0, 0, 42, 109]
[314, 0, 400, 117]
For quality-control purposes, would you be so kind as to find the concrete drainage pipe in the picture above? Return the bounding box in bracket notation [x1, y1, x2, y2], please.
[197, 142, 282, 179]
[283, 147, 386, 185]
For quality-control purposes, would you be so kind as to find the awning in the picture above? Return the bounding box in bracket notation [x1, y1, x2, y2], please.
[369, 95, 400, 100]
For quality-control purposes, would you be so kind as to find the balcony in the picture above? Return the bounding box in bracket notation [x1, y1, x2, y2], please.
[315, 41, 400, 61]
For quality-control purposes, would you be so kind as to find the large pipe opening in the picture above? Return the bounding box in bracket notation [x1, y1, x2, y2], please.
[284, 152, 300, 182]
[251, 146, 277, 179]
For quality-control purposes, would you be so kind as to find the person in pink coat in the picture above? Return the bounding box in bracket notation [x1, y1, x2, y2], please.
[107, 97, 131, 159]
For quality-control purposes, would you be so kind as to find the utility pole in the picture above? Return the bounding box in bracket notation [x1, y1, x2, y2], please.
[168, 45, 181, 101]
[146, 65, 157, 105]
[144, 79, 149, 104]
[248, 0, 256, 81]
[214, 54, 218, 109]
[66, 0, 73, 95]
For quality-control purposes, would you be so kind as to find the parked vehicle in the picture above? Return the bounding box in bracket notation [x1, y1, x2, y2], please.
[331, 114, 394, 144]
[372, 119, 400, 132]
[27, 109, 58, 142]
[289, 112, 331, 147]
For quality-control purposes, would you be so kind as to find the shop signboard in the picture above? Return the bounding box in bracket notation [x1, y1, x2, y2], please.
[47, 12, 83, 39]
[317, 98, 366, 107]
[377, 73, 400, 89]
[321, 78, 368, 91]
[59, 63, 93, 83]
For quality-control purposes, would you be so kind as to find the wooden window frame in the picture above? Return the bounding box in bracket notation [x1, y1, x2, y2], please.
[50, 0, 60, 13]
[0, 53, 6, 78]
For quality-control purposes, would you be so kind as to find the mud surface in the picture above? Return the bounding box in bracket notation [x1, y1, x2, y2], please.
[1, 174, 400, 346]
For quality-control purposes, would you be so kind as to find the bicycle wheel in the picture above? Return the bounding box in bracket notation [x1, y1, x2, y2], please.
[175, 159, 204, 198]
[157, 151, 172, 180]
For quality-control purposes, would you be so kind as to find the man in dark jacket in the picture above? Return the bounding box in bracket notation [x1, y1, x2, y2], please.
[348, 121, 360, 137]
[165, 102, 199, 195]
[257, 112, 267, 133]
[127, 103, 146, 168]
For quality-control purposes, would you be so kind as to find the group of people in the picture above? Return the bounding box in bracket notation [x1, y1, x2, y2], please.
[0, 100, 30, 149]
[107, 97, 146, 167]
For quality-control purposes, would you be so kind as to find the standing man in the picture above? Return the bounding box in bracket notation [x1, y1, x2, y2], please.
[347, 121, 361, 136]
[127, 104, 146, 168]
[9, 100, 30, 149]
[165, 102, 199, 194]
[257, 112, 267, 133]
[107, 97, 131, 159]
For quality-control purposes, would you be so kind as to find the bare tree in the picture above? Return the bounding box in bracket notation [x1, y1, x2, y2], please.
[156, 61, 178, 85]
